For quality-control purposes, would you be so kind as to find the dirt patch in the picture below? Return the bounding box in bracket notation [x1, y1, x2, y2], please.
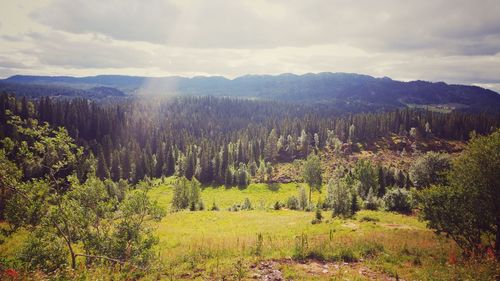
[250, 259, 404, 281]
[250, 260, 285, 281]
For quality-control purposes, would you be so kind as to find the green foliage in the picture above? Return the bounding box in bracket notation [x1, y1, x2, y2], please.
[353, 159, 378, 199]
[171, 177, 203, 211]
[236, 163, 249, 188]
[293, 234, 309, 260]
[4, 114, 83, 188]
[111, 188, 165, 266]
[1, 113, 85, 221]
[2, 94, 498, 187]
[286, 196, 300, 210]
[253, 233, 264, 256]
[302, 154, 322, 203]
[351, 192, 360, 214]
[409, 152, 450, 189]
[326, 178, 355, 218]
[18, 228, 68, 272]
[5, 179, 50, 229]
[359, 216, 380, 222]
[298, 186, 308, 210]
[326, 129, 342, 154]
[242, 198, 253, 210]
[228, 198, 254, 212]
[417, 129, 500, 257]
[2, 115, 166, 271]
[312, 208, 323, 224]
[383, 187, 412, 213]
[363, 188, 383, 210]
[264, 129, 279, 163]
[0, 149, 22, 219]
[273, 201, 281, 210]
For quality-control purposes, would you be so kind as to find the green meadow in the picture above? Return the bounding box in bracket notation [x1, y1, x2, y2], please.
[1, 181, 498, 280]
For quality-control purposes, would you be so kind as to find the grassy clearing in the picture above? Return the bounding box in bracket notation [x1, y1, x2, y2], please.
[149, 181, 324, 211]
[1, 181, 498, 280]
[147, 182, 498, 280]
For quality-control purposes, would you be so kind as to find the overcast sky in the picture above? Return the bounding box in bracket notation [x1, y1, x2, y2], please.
[1, 0, 500, 91]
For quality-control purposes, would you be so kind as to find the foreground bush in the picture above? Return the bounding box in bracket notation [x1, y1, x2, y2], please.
[417, 129, 500, 258]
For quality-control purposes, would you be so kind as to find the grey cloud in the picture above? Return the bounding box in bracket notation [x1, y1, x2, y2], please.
[31, 0, 180, 44]
[0, 56, 32, 69]
[30, 0, 500, 57]
[21, 32, 155, 69]
[1, 34, 25, 42]
[1, 0, 499, 91]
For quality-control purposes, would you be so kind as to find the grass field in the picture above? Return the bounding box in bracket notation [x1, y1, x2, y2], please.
[1, 181, 499, 280]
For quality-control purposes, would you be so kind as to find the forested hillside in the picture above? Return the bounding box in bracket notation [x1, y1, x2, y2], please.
[1, 94, 498, 187]
[3, 73, 500, 112]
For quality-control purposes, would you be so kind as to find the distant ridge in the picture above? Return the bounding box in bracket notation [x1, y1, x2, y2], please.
[2, 72, 499, 112]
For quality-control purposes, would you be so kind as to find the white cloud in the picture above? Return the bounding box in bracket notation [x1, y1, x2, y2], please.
[0, 0, 499, 92]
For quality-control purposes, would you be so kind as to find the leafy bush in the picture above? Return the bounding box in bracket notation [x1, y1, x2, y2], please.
[172, 177, 203, 211]
[253, 233, 264, 256]
[383, 187, 412, 213]
[297, 186, 308, 210]
[363, 188, 383, 210]
[311, 208, 323, 224]
[304, 203, 315, 212]
[409, 152, 450, 189]
[416, 130, 500, 257]
[273, 201, 282, 210]
[242, 198, 253, 210]
[326, 178, 355, 218]
[18, 229, 68, 272]
[286, 196, 300, 210]
[354, 160, 379, 199]
[293, 234, 309, 260]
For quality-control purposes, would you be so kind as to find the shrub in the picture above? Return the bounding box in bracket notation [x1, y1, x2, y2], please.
[304, 203, 315, 212]
[351, 192, 360, 214]
[337, 247, 357, 262]
[286, 196, 300, 210]
[210, 202, 219, 211]
[298, 186, 308, 210]
[229, 204, 241, 212]
[172, 177, 203, 211]
[327, 178, 355, 218]
[273, 201, 281, 210]
[18, 229, 68, 272]
[312, 208, 323, 224]
[353, 159, 378, 199]
[409, 152, 450, 189]
[316, 208, 323, 219]
[242, 198, 253, 210]
[253, 233, 263, 256]
[293, 234, 309, 260]
[363, 188, 383, 210]
[362, 242, 384, 256]
[383, 187, 412, 213]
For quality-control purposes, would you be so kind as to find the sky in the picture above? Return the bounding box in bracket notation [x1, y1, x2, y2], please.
[1, 0, 500, 91]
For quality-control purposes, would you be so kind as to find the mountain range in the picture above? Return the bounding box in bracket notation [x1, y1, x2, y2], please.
[1, 72, 499, 112]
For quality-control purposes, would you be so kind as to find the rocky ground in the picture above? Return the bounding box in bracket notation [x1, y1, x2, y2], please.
[250, 259, 405, 281]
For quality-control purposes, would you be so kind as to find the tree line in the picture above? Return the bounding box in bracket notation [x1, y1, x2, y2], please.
[1, 93, 498, 187]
